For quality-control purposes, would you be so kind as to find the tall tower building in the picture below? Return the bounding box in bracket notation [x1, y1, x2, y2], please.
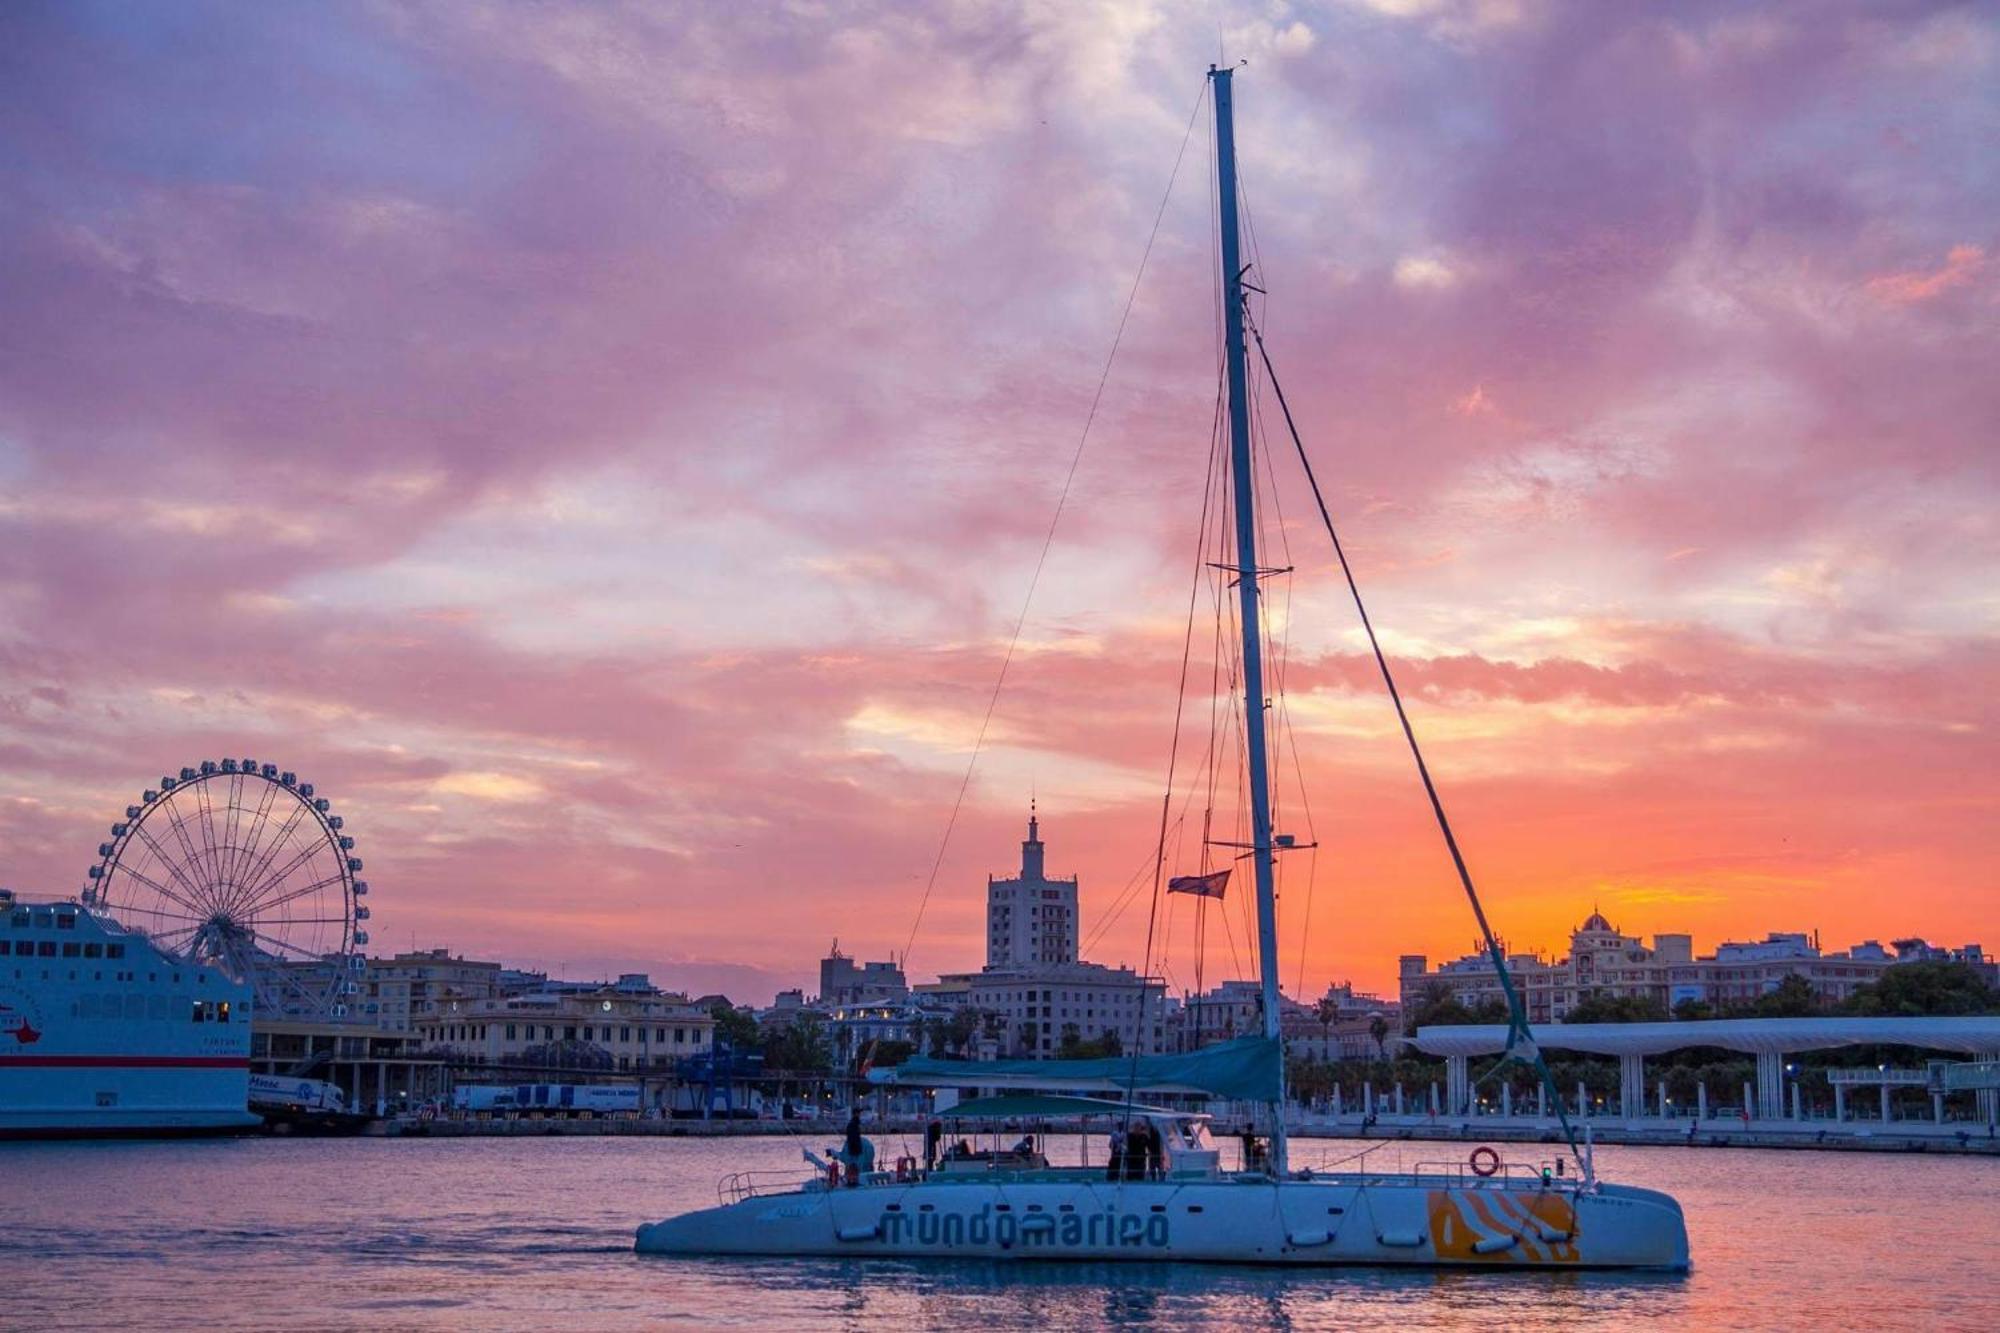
[985, 803, 1079, 968]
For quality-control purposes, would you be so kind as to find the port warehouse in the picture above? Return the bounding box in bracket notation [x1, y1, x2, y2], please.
[252, 1021, 450, 1117]
[252, 1021, 825, 1119]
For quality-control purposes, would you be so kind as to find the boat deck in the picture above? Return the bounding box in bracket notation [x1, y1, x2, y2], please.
[720, 1157, 1577, 1205]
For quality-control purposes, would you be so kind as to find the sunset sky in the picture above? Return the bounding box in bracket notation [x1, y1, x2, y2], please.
[1, 1, 1994, 1004]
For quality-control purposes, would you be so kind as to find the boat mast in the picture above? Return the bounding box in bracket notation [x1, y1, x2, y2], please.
[1210, 64, 1287, 1176]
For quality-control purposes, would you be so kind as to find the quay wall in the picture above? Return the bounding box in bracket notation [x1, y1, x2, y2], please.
[1287, 1119, 2000, 1156]
[373, 1113, 2000, 1155]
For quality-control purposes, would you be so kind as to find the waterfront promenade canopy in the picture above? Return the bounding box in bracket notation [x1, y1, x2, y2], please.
[1412, 1017, 2000, 1059]
[1411, 1017, 2000, 1121]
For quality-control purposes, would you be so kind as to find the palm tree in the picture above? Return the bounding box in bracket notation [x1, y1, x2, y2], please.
[1368, 1013, 1390, 1059]
[1314, 997, 1338, 1058]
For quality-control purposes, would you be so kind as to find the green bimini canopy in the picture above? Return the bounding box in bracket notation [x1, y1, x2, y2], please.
[873, 1035, 1281, 1103]
[941, 1094, 1175, 1120]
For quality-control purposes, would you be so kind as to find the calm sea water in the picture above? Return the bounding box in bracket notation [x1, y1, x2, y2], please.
[3, 1132, 1994, 1330]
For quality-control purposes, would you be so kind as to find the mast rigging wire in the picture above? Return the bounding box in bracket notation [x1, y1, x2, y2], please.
[1246, 311, 1589, 1169]
[899, 81, 1210, 971]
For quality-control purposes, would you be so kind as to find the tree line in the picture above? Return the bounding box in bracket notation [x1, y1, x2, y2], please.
[707, 1002, 1125, 1075]
[1402, 960, 2000, 1033]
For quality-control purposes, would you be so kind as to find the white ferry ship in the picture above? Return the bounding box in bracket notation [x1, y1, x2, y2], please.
[0, 888, 256, 1138]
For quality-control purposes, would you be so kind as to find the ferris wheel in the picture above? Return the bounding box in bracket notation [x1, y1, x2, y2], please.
[82, 759, 371, 1021]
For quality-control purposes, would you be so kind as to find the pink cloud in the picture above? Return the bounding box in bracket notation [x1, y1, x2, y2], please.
[0, 3, 1994, 1001]
[1866, 243, 1986, 304]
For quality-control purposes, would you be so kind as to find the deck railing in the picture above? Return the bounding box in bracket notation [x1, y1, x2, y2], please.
[717, 1169, 820, 1205]
[1403, 1159, 1572, 1190]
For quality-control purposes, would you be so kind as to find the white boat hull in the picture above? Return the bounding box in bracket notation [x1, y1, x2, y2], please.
[636, 1174, 1689, 1270]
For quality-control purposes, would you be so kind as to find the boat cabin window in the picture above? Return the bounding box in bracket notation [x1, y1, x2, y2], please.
[37, 941, 56, 957]
[56, 913, 75, 929]
[1174, 1119, 1215, 1151]
[84, 943, 102, 958]
[0, 940, 9, 955]
[106, 944, 125, 959]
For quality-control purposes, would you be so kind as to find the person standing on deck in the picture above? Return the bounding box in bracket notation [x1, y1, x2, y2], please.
[1107, 1125, 1127, 1181]
[841, 1107, 865, 1186]
[924, 1117, 943, 1172]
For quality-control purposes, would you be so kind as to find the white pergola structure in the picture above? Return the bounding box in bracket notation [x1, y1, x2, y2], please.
[1413, 1018, 2000, 1125]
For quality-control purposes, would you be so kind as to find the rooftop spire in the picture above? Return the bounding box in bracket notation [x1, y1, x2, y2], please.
[1022, 800, 1045, 880]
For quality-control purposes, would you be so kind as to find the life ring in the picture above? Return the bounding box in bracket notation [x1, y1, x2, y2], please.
[1469, 1145, 1502, 1178]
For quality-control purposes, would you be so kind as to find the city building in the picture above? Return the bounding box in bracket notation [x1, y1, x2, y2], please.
[910, 976, 973, 1011]
[1284, 1012, 1399, 1062]
[1179, 979, 1399, 1059]
[1667, 935, 1993, 1009]
[946, 962, 1170, 1058]
[497, 967, 550, 995]
[1400, 911, 1992, 1022]
[360, 948, 504, 1033]
[1311, 980, 1399, 1022]
[1180, 979, 1270, 1047]
[527, 971, 663, 997]
[907, 808, 1163, 1057]
[985, 804, 1078, 968]
[819, 944, 908, 1005]
[415, 981, 716, 1073]
[823, 1001, 932, 1063]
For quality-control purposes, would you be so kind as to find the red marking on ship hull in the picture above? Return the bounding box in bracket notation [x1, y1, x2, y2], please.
[0, 1055, 248, 1068]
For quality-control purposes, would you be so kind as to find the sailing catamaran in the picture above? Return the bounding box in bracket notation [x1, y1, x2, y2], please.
[636, 67, 1690, 1270]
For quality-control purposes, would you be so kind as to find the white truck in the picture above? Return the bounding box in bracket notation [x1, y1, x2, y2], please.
[451, 1083, 640, 1116]
[248, 1074, 349, 1115]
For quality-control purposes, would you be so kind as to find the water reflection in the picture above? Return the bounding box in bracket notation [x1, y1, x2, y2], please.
[648, 1250, 1691, 1330]
[1, 1135, 1988, 1331]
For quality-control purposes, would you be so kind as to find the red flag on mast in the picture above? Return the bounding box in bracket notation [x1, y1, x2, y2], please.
[1167, 869, 1231, 899]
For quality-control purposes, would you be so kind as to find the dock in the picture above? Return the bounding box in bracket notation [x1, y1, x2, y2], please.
[361, 1111, 2000, 1154]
